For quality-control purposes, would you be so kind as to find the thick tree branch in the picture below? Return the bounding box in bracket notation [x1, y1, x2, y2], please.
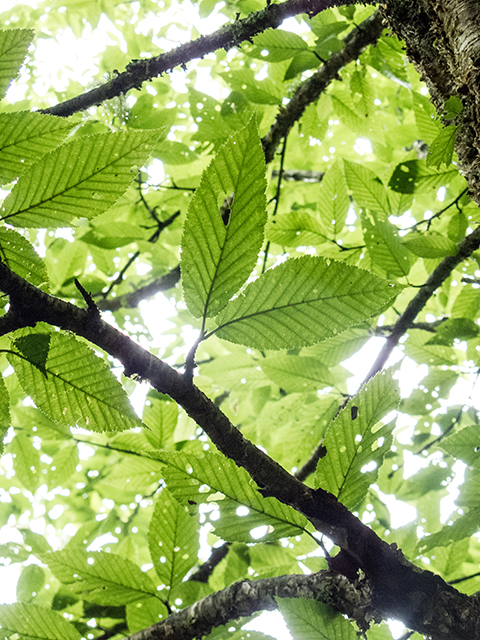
[127, 571, 378, 640]
[96, 266, 181, 311]
[262, 10, 383, 162]
[40, 0, 369, 119]
[0, 260, 478, 639]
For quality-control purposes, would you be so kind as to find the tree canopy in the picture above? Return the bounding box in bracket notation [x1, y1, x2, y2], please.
[1, 1, 480, 639]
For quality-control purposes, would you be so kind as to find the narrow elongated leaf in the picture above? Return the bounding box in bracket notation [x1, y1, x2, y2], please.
[362, 215, 411, 277]
[40, 549, 158, 605]
[0, 112, 75, 185]
[343, 160, 390, 214]
[427, 125, 458, 169]
[0, 29, 34, 101]
[317, 161, 349, 236]
[0, 603, 80, 640]
[9, 331, 142, 433]
[182, 116, 267, 318]
[214, 256, 402, 350]
[9, 431, 42, 492]
[0, 374, 10, 454]
[148, 489, 199, 590]
[0, 227, 49, 289]
[1, 129, 162, 228]
[152, 451, 308, 542]
[276, 598, 356, 640]
[315, 372, 399, 509]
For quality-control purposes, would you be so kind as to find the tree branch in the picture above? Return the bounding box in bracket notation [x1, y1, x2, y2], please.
[96, 266, 181, 311]
[0, 259, 478, 639]
[40, 0, 369, 119]
[363, 224, 480, 383]
[126, 571, 379, 640]
[262, 10, 384, 163]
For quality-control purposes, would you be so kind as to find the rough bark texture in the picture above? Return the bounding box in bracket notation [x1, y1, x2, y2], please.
[381, 0, 480, 205]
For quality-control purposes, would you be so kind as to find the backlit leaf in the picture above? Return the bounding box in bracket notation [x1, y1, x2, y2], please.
[214, 256, 402, 350]
[0, 603, 80, 640]
[9, 331, 142, 433]
[182, 116, 267, 318]
[1, 129, 162, 228]
[315, 371, 399, 508]
[0, 29, 34, 101]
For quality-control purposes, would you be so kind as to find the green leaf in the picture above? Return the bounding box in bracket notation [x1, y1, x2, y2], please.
[9, 432, 42, 492]
[152, 451, 308, 542]
[126, 597, 168, 634]
[0, 542, 30, 565]
[443, 95, 463, 119]
[362, 214, 411, 277]
[0, 29, 34, 101]
[221, 69, 281, 105]
[440, 425, 480, 467]
[182, 116, 267, 318]
[17, 564, 45, 603]
[276, 598, 356, 640]
[13, 334, 51, 377]
[412, 91, 441, 144]
[418, 507, 480, 552]
[403, 330, 458, 366]
[0, 112, 75, 185]
[260, 355, 335, 393]
[46, 443, 79, 490]
[402, 233, 457, 258]
[284, 51, 321, 81]
[142, 394, 178, 449]
[266, 211, 328, 247]
[388, 159, 458, 194]
[317, 161, 349, 235]
[1, 129, 162, 228]
[0, 227, 49, 289]
[0, 603, 81, 640]
[315, 371, 399, 509]
[426, 125, 458, 169]
[40, 549, 158, 605]
[248, 29, 308, 62]
[9, 331, 142, 433]
[214, 256, 402, 350]
[148, 489, 199, 590]
[343, 160, 390, 214]
[0, 374, 10, 453]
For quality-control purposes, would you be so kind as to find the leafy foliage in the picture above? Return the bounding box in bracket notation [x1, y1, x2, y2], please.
[0, 2, 479, 640]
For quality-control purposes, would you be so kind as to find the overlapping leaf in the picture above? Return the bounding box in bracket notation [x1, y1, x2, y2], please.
[1, 129, 162, 228]
[276, 598, 356, 640]
[9, 331, 142, 432]
[40, 549, 158, 605]
[362, 215, 411, 277]
[343, 160, 390, 214]
[182, 116, 267, 318]
[315, 372, 399, 509]
[0, 227, 49, 289]
[0, 112, 75, 185]
[0, 374, 10, 455]
[0, 603, 80, 640]
[0, 29, 34, 101]
[152, 451, 308, 542]
[317, 161, 349, 236]
[148, 489, 198, 590]
[214, 256, 402, 350]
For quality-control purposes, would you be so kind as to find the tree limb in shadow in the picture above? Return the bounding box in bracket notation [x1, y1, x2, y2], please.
[40, 0, 367, 118]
